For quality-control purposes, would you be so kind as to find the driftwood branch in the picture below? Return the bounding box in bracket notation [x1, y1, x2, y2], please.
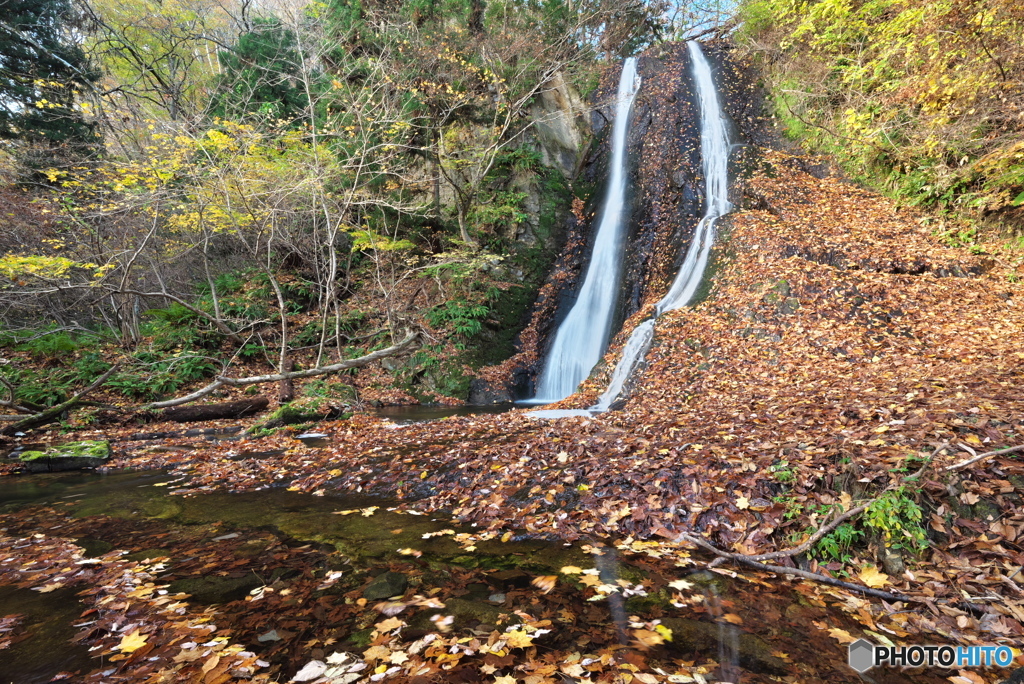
[0, 365, 120, 435]
[143, 380, 225, 411]
[142, 330, 418, 410]
[215, 330, 418, 386]
[946, 443, 1024, 471]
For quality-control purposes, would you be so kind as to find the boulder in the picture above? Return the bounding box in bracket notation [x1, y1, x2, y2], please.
[362, 571, 408, 600]
[19, 441, 111, 473]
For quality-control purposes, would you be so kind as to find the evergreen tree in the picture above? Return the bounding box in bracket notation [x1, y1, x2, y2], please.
[0, 0, 98, 147]
[211, 19, 312, 124]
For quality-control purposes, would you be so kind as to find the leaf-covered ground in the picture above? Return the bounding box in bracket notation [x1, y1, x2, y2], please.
[3, 151, 1024, 682]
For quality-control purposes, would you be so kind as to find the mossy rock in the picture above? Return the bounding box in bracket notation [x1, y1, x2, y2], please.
[124, 548, 173, 563]
[362, 571, 408, 600]
[167, 573, 263, 604]
[659, 617, 788, 675]
[408, 597, 505, 631]
[250, 398, 342, 430]
[20, 441, 111, 473]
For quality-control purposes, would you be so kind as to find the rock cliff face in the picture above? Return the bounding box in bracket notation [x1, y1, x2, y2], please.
[530, 71, 592, 179]
[471, 40, 770, 404]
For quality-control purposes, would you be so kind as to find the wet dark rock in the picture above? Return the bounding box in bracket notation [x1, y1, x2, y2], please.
[468, 378, 512, 405]
[167, 572, 263, 604]
[362, 571, 408, 600]
[1000, 668, 1024, 684]
[123, 548, 172, 562]
[659, 617, 788, 675]
[257, 629, 284, 642]
[75, 537, 114, 557]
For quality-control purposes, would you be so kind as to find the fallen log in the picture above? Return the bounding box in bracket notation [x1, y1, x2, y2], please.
[0, 365, 119, 436]
[162, 397, 269, 423]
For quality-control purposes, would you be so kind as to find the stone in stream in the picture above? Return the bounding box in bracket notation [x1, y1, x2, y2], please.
[659, 617, 788, 675]
[19, 441, 111, 473]
[167, 573, 264, 604]
[362, 571, 408, 600]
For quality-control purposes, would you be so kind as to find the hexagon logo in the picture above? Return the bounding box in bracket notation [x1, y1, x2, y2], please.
[848, 639, 875, 673]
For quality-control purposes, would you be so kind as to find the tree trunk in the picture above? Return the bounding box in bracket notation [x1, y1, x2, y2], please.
[278, 359, 295, 403]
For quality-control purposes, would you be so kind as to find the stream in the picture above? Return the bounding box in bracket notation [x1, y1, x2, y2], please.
[0, 470, 950, 683]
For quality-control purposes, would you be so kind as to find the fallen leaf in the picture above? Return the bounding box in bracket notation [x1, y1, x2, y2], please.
[119, 630, 148, 654]
[858, 565, 889, 588]
[828, 627, 856, 644]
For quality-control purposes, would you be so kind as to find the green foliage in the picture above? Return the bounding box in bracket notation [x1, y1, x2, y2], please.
[496, 146, 543, 173]
[4, 366, 70, 407]
[14, 331, 82, 359]
[740, 0, 1024, 233]
[769, 459, 796, 483]
[470, 191, 528, 239]
[143, 304, 218, 351]
[862, 487, 928, 554]
[70, 352, 111, 383]
[815, 521, 864, 563]
[302, 378, 358, 403]
[426, 300, 490, 338]
[212, 19, 314, 123]
[107, 352, 218, 400]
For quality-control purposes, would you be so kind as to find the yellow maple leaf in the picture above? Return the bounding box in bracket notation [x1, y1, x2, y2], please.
[505, 630, 534, 648]
[560, 566, 583, 575]
[633, 629, 664, 650]
[858, 565, 889, 588]
[494, 676, 517, 684]
[119, 630, 148, 653]
[736, 496, 750, 510]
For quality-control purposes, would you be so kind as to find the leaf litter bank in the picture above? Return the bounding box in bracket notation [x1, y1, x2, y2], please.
[4, 152, 1024, 680]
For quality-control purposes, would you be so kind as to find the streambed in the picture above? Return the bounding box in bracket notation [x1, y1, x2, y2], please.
[0, 470, 949, 683]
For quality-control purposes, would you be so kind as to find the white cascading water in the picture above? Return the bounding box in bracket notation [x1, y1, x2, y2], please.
[528, 57, 641, 405]
[589, 41, 732, 412]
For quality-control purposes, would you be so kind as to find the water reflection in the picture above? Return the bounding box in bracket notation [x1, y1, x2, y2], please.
[369, 403, 517, 425]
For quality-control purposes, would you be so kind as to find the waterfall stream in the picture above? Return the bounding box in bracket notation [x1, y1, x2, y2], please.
[527, 58, 641, 405]
[591, 42, 732, 412]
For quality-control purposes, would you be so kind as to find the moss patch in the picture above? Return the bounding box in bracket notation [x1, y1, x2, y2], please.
[19, 441, 111, 473]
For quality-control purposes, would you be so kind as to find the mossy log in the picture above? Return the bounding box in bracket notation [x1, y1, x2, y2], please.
[162, 397, 269, 423]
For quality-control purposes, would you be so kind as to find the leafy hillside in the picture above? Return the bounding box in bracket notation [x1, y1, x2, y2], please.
[737, 0, 1024, 240]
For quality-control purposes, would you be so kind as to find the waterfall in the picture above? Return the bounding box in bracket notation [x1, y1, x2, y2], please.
[590, 41, 732, 412]
[527, 58, 641, 405]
